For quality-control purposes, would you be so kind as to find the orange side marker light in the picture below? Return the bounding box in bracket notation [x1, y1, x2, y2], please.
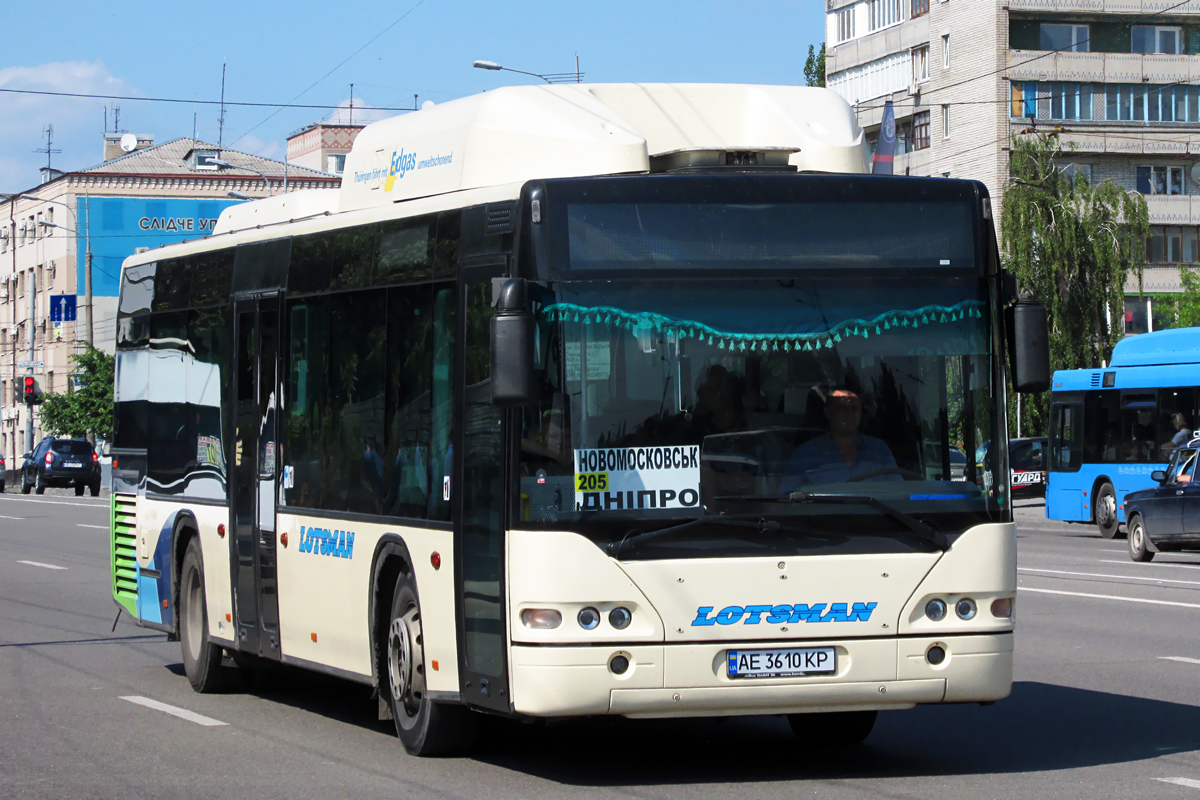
[431, 660, 439, 671]
[162, 599, 169, 608]
[280, 532, 288, 548]
[311, 632, 318, 643]
[226, 613, 232, 622]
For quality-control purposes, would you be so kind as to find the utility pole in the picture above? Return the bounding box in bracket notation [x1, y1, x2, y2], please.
[26, 249, 34, 455]
[218, 60, 227, 151]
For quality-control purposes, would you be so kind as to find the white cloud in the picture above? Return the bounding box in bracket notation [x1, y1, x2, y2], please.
[0, 60, 136, 191]
[323, 96, 392, 126]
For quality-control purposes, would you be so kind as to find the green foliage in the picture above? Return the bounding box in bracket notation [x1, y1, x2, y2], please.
[804, 44, 826, 88]
[37, 345, 115, 440]
[1177, 266, 1200, 328]
[1001, 131, 1149, 436]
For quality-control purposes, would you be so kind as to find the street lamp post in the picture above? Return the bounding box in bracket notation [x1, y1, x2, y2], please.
[472, 60, 584, 84]
[212, 158, 273, 196]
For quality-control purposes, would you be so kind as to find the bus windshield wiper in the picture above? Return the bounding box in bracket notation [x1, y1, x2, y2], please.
[605, 516, 832, 558]
[718, 491, 945, 549]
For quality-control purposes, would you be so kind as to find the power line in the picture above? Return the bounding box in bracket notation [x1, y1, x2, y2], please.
[229, 0, 426, 146]
[0, 86, 417, 112]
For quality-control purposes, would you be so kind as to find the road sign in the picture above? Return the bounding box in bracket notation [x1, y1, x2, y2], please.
[17, 360, 44, 369]
[50, 294, 77, 323]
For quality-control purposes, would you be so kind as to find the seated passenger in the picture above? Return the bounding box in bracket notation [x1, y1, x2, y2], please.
[1162, 413, 1192, 456]
[779, 388, 897, 493]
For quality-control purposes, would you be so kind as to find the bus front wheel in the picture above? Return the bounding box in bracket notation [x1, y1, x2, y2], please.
[787, 710, 877, 745]
[1094, 482, 1120, 539]
[179, 536, 230, 693]
[386, 571, 477, 756]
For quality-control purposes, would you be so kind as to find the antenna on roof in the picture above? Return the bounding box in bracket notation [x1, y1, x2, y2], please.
[218, 58, 227, 152]
[33, 124, 62, 170]
[349, 83, 354, 125]
[113, 104, 121, 132]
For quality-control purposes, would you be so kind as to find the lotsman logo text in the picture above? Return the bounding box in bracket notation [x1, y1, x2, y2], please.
[691, 602, 878, 626]
[298, 525, 355, 560]
[384, 149, 417, 191]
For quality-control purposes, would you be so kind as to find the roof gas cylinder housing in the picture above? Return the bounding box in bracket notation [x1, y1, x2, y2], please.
[336, 83, 868, 214]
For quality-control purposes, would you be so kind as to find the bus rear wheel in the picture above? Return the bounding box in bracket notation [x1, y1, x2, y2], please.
[787, 710, 877, 745]
[386, 571, 477, 756]
[1094, 482, 1120, 539]
[179, 537, 229, 693]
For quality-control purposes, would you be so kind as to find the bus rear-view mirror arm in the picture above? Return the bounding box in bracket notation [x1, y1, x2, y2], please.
[491, 278, 537, 406]
[1006, 289, 1051, 394]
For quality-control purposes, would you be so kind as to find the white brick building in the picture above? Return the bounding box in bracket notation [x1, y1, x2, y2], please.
[825, 0, 1200, 334]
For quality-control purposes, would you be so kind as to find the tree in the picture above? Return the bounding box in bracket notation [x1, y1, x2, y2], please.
[1173, 266, 1200, 328]
[37, 345, 115, 440]
[1001, 131, 1149, 435]
[804, 44, 826, 88]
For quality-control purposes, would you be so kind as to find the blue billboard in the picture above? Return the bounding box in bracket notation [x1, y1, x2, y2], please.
[76, 197, 240, 298]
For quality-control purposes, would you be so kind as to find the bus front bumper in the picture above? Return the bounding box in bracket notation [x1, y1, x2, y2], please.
[509, 633, 1012, 718]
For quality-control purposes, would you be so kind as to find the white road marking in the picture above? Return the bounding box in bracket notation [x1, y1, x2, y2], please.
[1156, 778, 1200, 789]
[17, 560, 67, 570]
[1101, 559, 1200, 570]
[1020, 567, 1200, 587]
[76, 524, 108, 530]
[119, 696, 227, 727]
[1020, 586, 1200, 609]
[1160, 657, 1200, 666]
[0, 496, 107, 508]
[0, 515, 24, 520]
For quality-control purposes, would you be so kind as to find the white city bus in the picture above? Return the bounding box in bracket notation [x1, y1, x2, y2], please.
[109, 83, 1047, 756]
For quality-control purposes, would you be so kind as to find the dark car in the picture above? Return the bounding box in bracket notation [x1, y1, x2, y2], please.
[0, 453, 5, 492]
[21, 437, 101, 496]
[976, 437, 1048, 498]
[1125, 441, 1200, 562]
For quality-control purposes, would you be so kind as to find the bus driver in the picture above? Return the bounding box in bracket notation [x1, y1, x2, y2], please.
[779, 387, 897, 493]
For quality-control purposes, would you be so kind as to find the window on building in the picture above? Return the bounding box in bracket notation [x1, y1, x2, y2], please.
[942, 34, 950, 69]
[1060, 163, 1092, 184]
[1137, 166, 1185, 196]
[912, 111, 931, 150]
[1, 230, 7, 253]
[327, 154, 347, 174]
[837, 7, 856, 42]
[912, 45, 930, 83]
[868, 0, 902, 32]
[912, 0, 929, 17]
[1147, 226, 1200, 263]
[1040, 23, 1089, 52]
[1132, 25, 1183, 54]
[941, 104, 950, 138]
[1107, 84, 1200, 123]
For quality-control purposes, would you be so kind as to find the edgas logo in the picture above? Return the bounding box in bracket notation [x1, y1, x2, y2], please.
[384, 149, 417, 191]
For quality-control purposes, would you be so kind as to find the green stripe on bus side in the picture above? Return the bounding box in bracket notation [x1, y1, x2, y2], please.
[111, 493, 137, 615]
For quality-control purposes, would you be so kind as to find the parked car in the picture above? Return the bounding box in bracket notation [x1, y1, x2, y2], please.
[21, 437, 101, 496]
[976, 437, 1049, 498]
[922, 443, 967, 481]
[1125, 439, 1200, 562]
[0, 453, 5, 492]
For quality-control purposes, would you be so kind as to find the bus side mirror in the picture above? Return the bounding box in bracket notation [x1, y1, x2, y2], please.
[490, 278, 536, 407]
[1152, 470, 1167, 483]
[1006, 296, 1051, 394]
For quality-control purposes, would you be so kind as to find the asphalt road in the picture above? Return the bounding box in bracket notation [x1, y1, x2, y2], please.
[5, 496, 1200, 799]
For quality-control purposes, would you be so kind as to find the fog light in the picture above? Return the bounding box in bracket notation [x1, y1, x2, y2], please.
[955, 598, 977, 620]
[990, 597, 1013, 619]
[925, 599, 947, 621]
[610, 655, 630, 674]
[927, 645, 946, 665]
[520, 608, 562, 629]
[609, 607, 632, 630]
[578, 607, 600, 630]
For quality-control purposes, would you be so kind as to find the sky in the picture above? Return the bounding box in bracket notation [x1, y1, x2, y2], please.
[0, 1, 824, 193]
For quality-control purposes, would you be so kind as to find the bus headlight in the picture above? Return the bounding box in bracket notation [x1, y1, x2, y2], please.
[578, 607, 601, 630]
[925, 599, 948, 621]
[955, 598, 978, 620]
[609, 607, 632, 630]
[520, 609, 562, 629]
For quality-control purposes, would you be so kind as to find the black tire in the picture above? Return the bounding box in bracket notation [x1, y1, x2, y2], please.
[1094, 482, 1120, 539]
[1128, 514, 1155, 562]
[788, 710, 877, 745]
[34, 471, 45, 495]
[74, 483, 84, 496]
[89, 482, 100, 497]
[20, 472, 31, 494]
[179, 536, 229, 693]
[385, 571, 477, 756]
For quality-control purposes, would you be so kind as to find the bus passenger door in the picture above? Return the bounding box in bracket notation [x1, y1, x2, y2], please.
[455, 262, 511, 713]
[231, 293, 282, 659]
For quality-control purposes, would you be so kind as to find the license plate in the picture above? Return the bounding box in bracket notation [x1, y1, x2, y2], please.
[64, 462, 82, 468]
[727, 647, 836, 678]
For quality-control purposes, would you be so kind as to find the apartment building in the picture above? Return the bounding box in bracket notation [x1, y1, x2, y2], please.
[825, 0, 1200, 335]
[0, 136, 339, 465]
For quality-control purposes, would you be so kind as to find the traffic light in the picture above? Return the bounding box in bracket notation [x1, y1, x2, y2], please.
[22, 376, 35, 404]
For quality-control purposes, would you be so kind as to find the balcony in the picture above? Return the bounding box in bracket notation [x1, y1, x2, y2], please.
[1145, 194, 1200, 225]
[1008, 50, 1200, 83]
[1009, 0, 1200, 13]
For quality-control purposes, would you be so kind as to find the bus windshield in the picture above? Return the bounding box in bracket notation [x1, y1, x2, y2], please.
[518, 273, 1003, 558]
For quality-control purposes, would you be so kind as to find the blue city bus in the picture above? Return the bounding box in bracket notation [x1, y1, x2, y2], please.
[1047, 328, 1200, 538]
